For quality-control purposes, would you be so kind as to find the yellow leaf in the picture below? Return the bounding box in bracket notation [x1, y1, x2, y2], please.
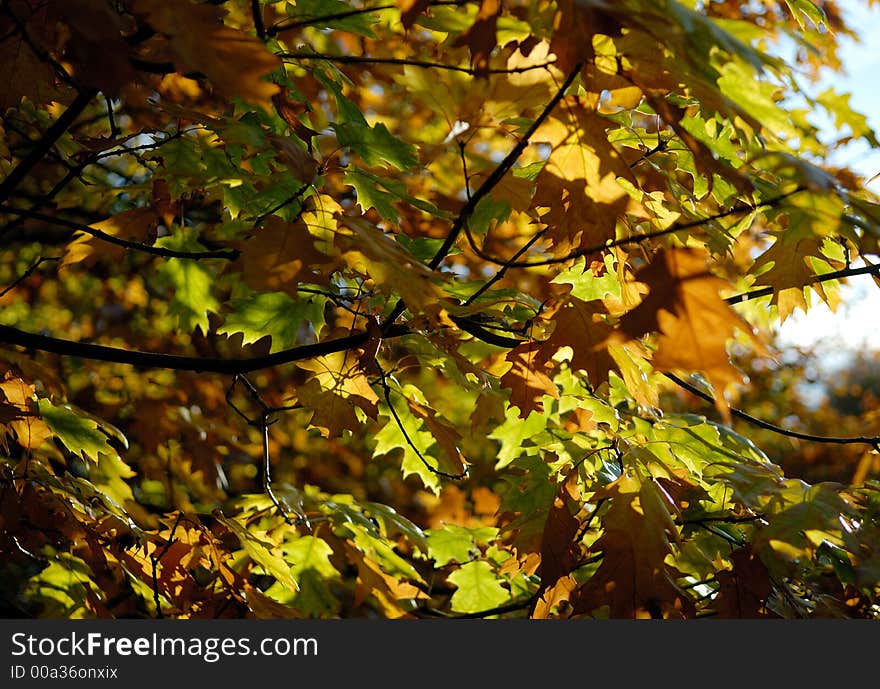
[532, 100, 641, 252]
[297, 351, 380, 437]
[614, 248, 766, 420]
[234, 216, 333, 295]
[133, 0, 280, 108]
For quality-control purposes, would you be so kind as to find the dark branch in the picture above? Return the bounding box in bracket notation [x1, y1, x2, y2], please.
[462, 186, 807, 269]
[0, 89, 97, 205]
[0, 205, 239, 260]
[666, 372, 880, 447]
[265, 1, 471, 37]
[280, 52, 556, 76]
[0, 323, 410, 374]
[725, 260, 880, 305]
[380, 63, 583, 333]
[0, 256, 60, 297]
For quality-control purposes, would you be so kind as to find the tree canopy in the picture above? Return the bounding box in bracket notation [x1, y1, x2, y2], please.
[1, 0, 879, 620]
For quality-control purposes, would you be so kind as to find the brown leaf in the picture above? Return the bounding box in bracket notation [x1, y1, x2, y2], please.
[52, 0, 136, 96]
[60, 208, 159, 271]
[234, 216, 333, 295]
[614, 248, 766, 420]
[296, 351, 380, 437]
[570, 472, 694, 618]
[349, 547, 427, 618]
[751, 230, 833, 321]
[550, 0, 621, 75]
[339, 217, 448, 317]
[714, 546, 773, 618]
[537, 486, 581, 595]
[397, 0, 432, 29]
[531, 100, 641, 252]
[406, 397, 467, 477]
[500, 342, 559, 418]
[452, 0, 501, 78]
[538, 297, 618, 389]
[133, 0, 280, 108]
[0, 14, 69, 109]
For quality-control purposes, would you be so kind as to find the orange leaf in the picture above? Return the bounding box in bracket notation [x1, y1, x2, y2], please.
[234, 216, 333, 295]
[500, 342, 559, 418]
[133, 0, 280, 108]
[615, 248, 765, 420]
[532, 100, 640, 252]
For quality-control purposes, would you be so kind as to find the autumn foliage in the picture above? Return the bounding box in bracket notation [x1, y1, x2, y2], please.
[1, 0, 879, 620]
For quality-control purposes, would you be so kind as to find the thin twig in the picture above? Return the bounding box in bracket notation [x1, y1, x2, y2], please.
[667, 372, 880, 447]
[375, 360, 468, 480]
[0, 89, 97, 205]
[0, 256, 60, 297]
[281, 51, 557, 76]
[379, 62, 584, 333]
[461, 187, 807, 269]
[150, 512, 183, 620]
[725, 260, 880, 305]
[0, 205, 239, 260]
[266, 1, 470, 36]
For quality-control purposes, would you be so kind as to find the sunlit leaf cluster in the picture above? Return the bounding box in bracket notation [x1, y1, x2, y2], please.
[1, 0, 879, 619]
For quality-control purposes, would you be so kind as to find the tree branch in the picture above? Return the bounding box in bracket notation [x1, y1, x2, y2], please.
[280, 51, 556, 75]
[461, 186, 807, 269]
[0, 205, 240, 260]
[666, 372, 880, 447]
[0, 323, 410, 374]
[265, 1, 471, 37]
[0, 89, 97, 205]
[380, 63, 583, 333]
[725, 260, 880, 305]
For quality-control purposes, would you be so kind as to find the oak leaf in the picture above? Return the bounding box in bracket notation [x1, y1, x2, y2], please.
[0, 375, 51, 452]
[499, 342, 559, 418]
[532, 100, 640, 252]
[751, 230, 838, 321]
[452, 0, 501, 78]
[234, 216, 333, 295]
[615, 248, 765, 419]
[571, 472, 693, 618]
[537, 297, 618, 389]
[296, 351, 380, 438]
[133, 0, 280, 108]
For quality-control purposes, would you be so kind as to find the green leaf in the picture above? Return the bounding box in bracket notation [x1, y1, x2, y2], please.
[447, 561, 511, 614]
[488, 406, 547, 469]
[344, 169, 401, 221]
[363, 502, 429, 554]
[426, 524, 499, 566]
[552, 254, 621, 302]
[217, 515, 300, 593]
[24, 553, 97, 618]
[155, 229, 220, 334]
[333, 121, 419, 169]
[345, 168, 443, 222]
[716, 60, 797, 139]
[783, 0, 828, 31]
[373, 389, 443, 494]
[218, 291, 327, 351]
[285, 0, 379, 36]
[38, 400, 117, 462]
